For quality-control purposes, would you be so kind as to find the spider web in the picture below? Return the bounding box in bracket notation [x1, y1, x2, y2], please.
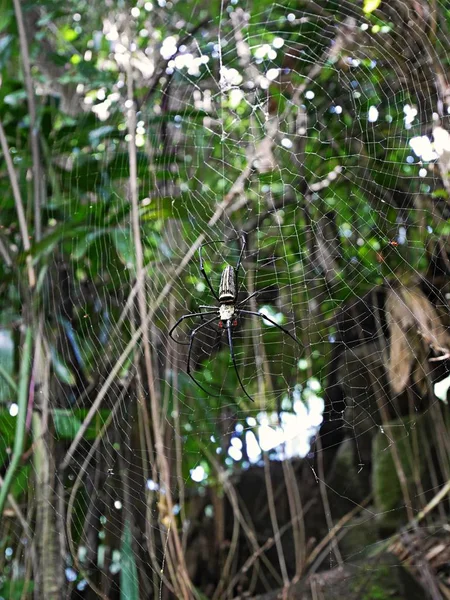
[2, 0, 450, 597]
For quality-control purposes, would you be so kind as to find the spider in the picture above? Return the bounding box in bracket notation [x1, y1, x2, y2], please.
[169, 234, 301, 402]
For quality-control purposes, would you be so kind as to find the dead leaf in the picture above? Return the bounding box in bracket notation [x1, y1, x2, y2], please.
[386, 286, 450, 394]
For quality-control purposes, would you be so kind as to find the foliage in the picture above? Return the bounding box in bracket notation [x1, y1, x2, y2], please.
[0, 0, 449, 598]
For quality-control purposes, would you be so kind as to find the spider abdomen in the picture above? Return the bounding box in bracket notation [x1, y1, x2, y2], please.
[218, 265, 237, 303]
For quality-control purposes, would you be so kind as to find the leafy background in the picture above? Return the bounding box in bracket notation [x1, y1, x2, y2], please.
[0, 0, 450, 599]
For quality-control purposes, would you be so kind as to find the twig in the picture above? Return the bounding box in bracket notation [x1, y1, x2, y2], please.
[126, 56, 193, 599]
[204, 446, 283, 590]
[314, 435, 344, 568]
[0, 120, 35, 287]
[0, 235, 12, 267]
[13, 0, 42, 241]
[409, 479, 450, 526]
[264, 452, 289, 585]
[0, 474, 33, 540]
[0, 362, 18, 394]
[305, 494, 372, 572]
[282, 459, 306, 579]
[222, 499, 315, 598]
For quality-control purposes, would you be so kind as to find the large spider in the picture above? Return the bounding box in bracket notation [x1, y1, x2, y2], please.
[169, 235, 301, 402]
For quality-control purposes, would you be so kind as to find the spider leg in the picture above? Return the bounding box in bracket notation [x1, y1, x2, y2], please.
[198, 306, 220, 324]
[187, 316, 222, 397]
[240, 310, 301, 347]
[199, 243, 220, 301]
[226, 321, 254, 403]
[235, 232, 247, 275]
[169, 311, 218, 345]
[199, 234, 246, 300]
[236, 289, 259, 306]
[234, 233, 247, 296]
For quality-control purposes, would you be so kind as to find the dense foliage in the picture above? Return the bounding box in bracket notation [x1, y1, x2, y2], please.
[0, 0, 449, 598]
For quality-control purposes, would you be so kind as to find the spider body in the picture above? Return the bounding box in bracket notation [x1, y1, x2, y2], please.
[169, 234, 301, 402]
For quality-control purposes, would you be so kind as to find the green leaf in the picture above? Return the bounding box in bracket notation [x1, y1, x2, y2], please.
[0, 409, 15, 469]
[4, 89, 27, 107]
[71, 229, 110, 260]
[89, 125, 116, 146]
[10, 465, 30, 499]
[53, 408, 111, 440]
[111, 230, 136, 270]
[0, 329, 15, 401]
[121, 518, 139, 600]
[0, 580, 34, 599]
[49, 349, 76, 386]
[53, 409, 82, 440]
[363, 0, 381, 13]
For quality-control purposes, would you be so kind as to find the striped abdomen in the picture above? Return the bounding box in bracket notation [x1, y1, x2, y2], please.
[218, 265, 237, 304]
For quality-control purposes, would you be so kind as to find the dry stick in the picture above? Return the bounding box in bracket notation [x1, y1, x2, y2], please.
[264, 452, 290, 586]
[0, 474, 34, 542]
[168, 292, 188, 547]
[274, 188, 307, 577]
[222, 499, 315, 599]
[205, 447, 283, 589]
[0, 236, 12, 267]
[314, 435, 344, 568]
[0, 120, 35, 287]
[126, 64, 192, 599]
[246, 264, 290, 587]
[305, 494, 372, 573]
[13, 0, 41, 241]
[407, 478, 450, 527]
[282, 459, 306, 580]
[135, 361, 174, 597]
[212, 491, 240, 600]
[247, 268, 268, 402]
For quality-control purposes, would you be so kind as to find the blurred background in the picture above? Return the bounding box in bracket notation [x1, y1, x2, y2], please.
[0, 0, 450, 598]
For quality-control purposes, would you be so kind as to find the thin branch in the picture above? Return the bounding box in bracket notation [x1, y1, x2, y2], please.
[314, 435, 344, 568]
[0, 120, 35, 287]
[126, 54, 193, 599]
[0, 362, 18, 394]
[305, 494, 372, 572]
[264, 452, 290, 586]
[222, 500, 316, 597]
[0, 235, 12, 267]
[13, 0, 42, 241]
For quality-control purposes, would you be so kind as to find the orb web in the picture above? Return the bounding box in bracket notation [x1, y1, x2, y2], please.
[1, 0, 450, 597]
